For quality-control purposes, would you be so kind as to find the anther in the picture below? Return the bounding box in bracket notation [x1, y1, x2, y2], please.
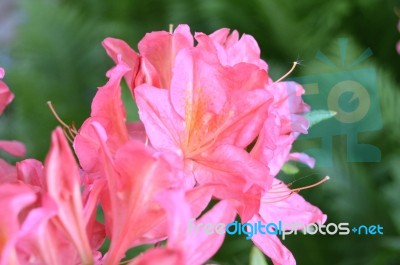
[275, 61, 298, 83]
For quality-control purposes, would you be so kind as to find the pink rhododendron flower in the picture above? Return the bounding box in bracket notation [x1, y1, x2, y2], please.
[95, 24, 326, 264]
[0, 24, 328, 265]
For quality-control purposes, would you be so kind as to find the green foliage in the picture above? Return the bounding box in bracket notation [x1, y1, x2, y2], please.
[249, 246, 269, 265]
[305, 110, 337, 128]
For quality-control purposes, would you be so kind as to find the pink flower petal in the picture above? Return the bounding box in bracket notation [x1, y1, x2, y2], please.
[132, 190, 236, 265]
[138, 24, 193, 89]
[16, 159, 45, 189]
[135, 84, 185, 153]
[102, 37, 141, 89]
[0, 158, 17, 183]
[0, 183, 36, 264]
[74, 63, 130, 175]
[250, 216, 296, 265]
[288, 152, 315, 168]
[45, 128, 93, 264]
[0, 140, 26, 157]
[259, 179, 327, 226]
[169, 48, 227, 119]
[0, 68, 14, 115]
[93, 122, 183, 264]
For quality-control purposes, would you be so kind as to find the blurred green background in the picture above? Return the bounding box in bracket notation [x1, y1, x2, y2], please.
[1, 0, 399, 264]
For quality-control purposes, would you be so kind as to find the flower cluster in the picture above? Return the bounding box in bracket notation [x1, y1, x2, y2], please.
[0, 25, 327, 265]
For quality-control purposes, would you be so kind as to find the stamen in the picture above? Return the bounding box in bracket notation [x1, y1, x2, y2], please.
[47, 101, 70, 129]
[262, 192, 295, 204]
[262, 176, 330, 204]
[291, 176, 330, 193]
[275, 61, 298, 83]
[62, 127, 74, 143]
[47, 101, 78, 143]
[285, 173, 320, 187]
[169, 24, 174, 34]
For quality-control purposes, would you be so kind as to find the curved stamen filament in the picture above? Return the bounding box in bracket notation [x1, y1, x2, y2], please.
[291, 176, 330, 193]
[275, 61, 298, 83]
[262, 176, 330, 204]
[47, 101, 78, 143]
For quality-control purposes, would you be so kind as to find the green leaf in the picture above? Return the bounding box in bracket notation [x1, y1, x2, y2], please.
[304, 110, 336, 128]
[281, 162, 299, 175]
[249, 246, 268, 265]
